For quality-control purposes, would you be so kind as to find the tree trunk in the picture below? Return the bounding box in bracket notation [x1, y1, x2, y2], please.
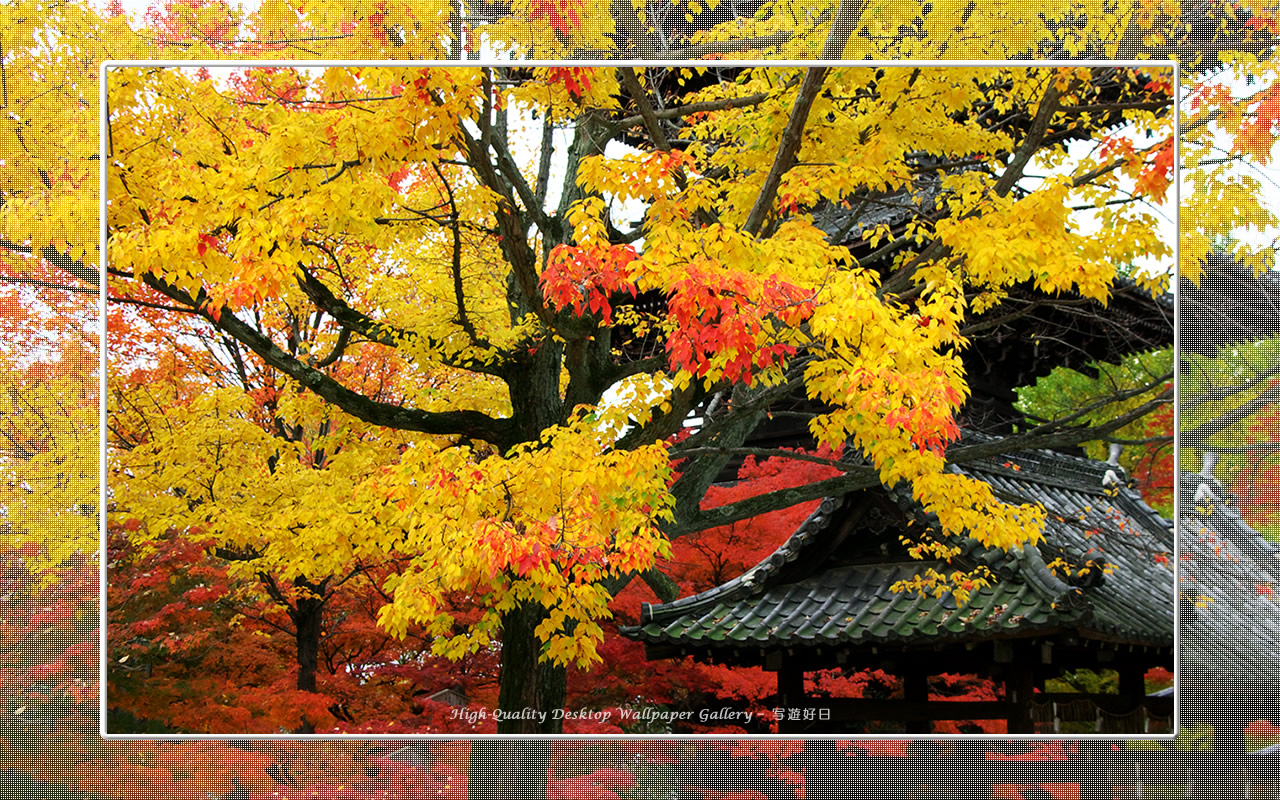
[292, 591, 323, 694]
[289, 581, 325, 734]
[466, 602, 562, 800]
[494, 600, 566, 734]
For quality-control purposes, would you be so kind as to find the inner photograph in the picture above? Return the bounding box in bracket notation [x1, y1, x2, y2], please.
[103, 64, 1176, 736]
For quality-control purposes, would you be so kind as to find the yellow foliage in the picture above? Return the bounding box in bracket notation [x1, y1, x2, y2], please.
[371, 414, 672, 667]
[96, 63, 1196, 674]
[0, 370, 99, 570]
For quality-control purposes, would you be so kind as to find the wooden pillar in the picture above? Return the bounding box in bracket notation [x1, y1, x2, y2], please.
[1005, 666, 1035, 734]
[1210, 714, 1249, 799]
[1119, 667, 1144, 700]
[904, 670, 930, 735]
[1078, 740, 1112, 800]
[776, 661, 804, 734]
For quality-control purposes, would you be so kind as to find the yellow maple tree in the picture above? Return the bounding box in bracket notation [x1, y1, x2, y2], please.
[0, 1, 1277, 797]
[101, 63, 1188, 733]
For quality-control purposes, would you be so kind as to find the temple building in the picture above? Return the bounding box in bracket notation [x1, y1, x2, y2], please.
[622, 433, 1175, 734]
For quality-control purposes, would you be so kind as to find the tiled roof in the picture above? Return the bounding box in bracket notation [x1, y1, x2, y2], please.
[628, 558, 1074, 652]
[1177, 468, 1280, 711]
[1179, 250, 1280, 357]
[624, 437, 1175, 660]
[956, 447, 1175, 646]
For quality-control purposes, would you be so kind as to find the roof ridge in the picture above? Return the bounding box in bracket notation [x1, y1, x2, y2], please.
[1179, 469, 1280, 578]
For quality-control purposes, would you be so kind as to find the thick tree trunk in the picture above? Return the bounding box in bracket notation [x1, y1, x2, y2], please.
[494, 600, 566, 734]
[289, 582, 325, 734]
[292, 592, 323, 694]
[464, 117, 605, 798]
[466, 602, 562, 800]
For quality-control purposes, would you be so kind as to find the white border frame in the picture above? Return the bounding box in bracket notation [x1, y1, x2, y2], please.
[98, 59, 1180, 741]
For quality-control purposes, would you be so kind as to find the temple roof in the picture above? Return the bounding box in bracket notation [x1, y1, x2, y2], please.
[1177, 468, 1280, 713]
[623, 436, 1175, 664]
[1179, 251, 1280, 358]
[813, 165, 1174, 389]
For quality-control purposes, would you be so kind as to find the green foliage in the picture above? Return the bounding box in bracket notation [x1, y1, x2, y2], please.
[1016, 349, 1174, 514]
[1182, 337, 1280, 537]
[1045, 668, 1119, 695]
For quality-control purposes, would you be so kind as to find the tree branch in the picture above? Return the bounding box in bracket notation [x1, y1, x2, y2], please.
[1020, 370, 1173, 434]
[668, 466, 878, 537]
[598, 566, 680, 603]
[141, 273, 517, 447]
[294, 252, 504, 377]
[614, 92, 771, 130]
[819, 0, 866, 59]
[456, 124, 551, 330]
[533, 116, 555, 212]
[431, 162, 482, 345]
[618, 68, 670, 151]
[0, 239, 100, 289]
[672, 445, 851, 471]
[669, 386, 1171, 537]
[309, 326, 351, 369]
[0, 273, 97, 295]
[1184, 381, 1280, 447]
[667, 379, 800, 527]
[991, 73, 1065, 198]
[1182, 362, 1280, 409]
[662, 32, 796, 60]
[485, 126, 553, 233]
[743, 68, 830, 237]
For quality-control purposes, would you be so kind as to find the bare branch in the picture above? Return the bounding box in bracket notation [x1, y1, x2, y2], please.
[0, 239, 100, 289]
[670, 388, 1172, 537]
[662, 32, 796, 60]
[991, 74, 1064, 198]
[0, 274, 97, 295]
[431, 162, 481, 344]
[618, 68, 670, 151]
[672, 445, 851, 471]
[309, 326, 351, 369]
[1185, 381, 1280, 448]
[614, 92, 771, 131]
[820, 0, 866, 59]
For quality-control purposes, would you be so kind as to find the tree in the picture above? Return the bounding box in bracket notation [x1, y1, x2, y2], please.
[105, 62, 1183, 744]
[106, 511, 505, 735]
[0, 538, 102, 778]
[1016, 348, 1175, 515]
[0, 267, 103, 783]
[0, 337, 99, 566]
[1180, 333, 1280, 535]
[10, 3, 1280, 800]
[106, 281, 440, 730]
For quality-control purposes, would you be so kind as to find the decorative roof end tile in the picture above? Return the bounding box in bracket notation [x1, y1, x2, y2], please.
[1201, 450, 1219, 480]
[1194, 482, 1220, 505]
[1107, 442, 1123, 466]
